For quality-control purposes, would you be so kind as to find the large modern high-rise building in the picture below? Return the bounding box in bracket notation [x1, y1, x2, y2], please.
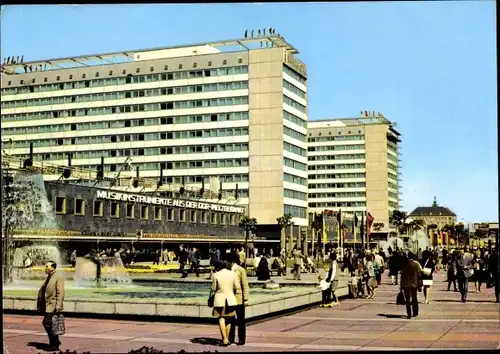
[307, 113, 401, 233]
[1, 32, 309, 226]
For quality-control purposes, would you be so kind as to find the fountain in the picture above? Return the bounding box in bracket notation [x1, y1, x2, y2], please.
[74, 254, 131, 288]
[2, 171, 60, 284]
[387, 236, 405, 250]
[413, 229, 430, 251]
[12, 245, 63, 282]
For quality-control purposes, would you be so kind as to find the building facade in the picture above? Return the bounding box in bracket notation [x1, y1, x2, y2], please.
[408, 198, 457, 231]
[1, 33, 309, 228]
[307, 113, 401, 233]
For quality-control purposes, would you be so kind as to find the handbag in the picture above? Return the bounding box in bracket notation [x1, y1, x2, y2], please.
[207, 290, 215, 308]
[371, 279, 379, 289]
[396, 291, 405, 305]
[51, 313, 66, 336]
[422, 259, 432, 276]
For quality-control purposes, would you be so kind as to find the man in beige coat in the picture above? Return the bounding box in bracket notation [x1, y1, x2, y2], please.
[229, 251, 250, 345]
[37, 261, 65, 351]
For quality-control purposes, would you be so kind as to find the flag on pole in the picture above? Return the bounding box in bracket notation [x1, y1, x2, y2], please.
[353, 213, 358, 244]
[322, 210, 327, 243]
[367, 212, 374, 245]
[360, 212, 365, 247]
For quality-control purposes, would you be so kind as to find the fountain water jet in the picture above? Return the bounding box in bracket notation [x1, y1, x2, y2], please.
[74, 255, 132, 288]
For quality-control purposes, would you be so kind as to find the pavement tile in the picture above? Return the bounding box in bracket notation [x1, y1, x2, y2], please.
[244, 335, 313, 345]
[430, 341, 500, 349]
[439, 332, 500, 342]
[378, 332, 442, 341]
[306, 337, 374, 347]
[363, 340, 436, 348]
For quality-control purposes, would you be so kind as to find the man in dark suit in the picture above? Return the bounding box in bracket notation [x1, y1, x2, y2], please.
[456, 246, 473, 303]
[37, 261, 65, 352]
[400, 252, 422, 319]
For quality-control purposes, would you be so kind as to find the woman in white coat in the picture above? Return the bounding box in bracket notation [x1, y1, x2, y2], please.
[211, 260, 241, 346]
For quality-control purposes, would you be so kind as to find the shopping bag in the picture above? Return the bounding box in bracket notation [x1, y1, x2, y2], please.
[51, 314, 66, 336]
[207, 290, 215, 308]
[396, 291, 405, 305]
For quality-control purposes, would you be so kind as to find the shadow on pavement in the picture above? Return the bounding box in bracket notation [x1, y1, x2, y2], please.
[190, 337, 222, 346]
[377, 313, 408, 319]
[27, 341, 48, 350]
[433, 299, 496, 303]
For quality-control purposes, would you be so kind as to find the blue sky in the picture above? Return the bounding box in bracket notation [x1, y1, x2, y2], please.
[1, 3, 497, 224]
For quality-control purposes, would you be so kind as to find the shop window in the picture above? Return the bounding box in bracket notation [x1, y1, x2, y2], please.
[154, 206, 162, 221]
[190, 211, 197, 223]
[55, 197, 66, 214]
[74, 199, 85, 216]
[93, 200, 103, 217]
[201, 211, 208, 223]
[167, 208, 174, 221]
[110, 202, 120, 218]
[211, 213, 217, 224]
[141, 205, 149, 220]
[126, 203, 135, 219]
[220, 214, 226, 225]
[179, 209, 186, 222]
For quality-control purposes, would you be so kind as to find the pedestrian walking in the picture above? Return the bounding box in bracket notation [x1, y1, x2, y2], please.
[178, 245, 188, 278]
[37, 261, 65, 352]
[228, 252, 249, 346]
[420, 250, 435, 304]
[456, 246, 473, 303]
[447, 252, 458, 291]
[210, 260, 240, 347]
[292, 249, 304, 280]
[400, 252, 422, 319]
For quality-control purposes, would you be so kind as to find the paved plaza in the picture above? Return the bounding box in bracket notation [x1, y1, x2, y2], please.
[4, 272, 499, 353]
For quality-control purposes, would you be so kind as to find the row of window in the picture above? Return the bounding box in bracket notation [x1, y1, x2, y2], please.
[309, 202, 367, 208]
[308, 172, 366, 180]
[283, 110, 307, 128]
[1, 81, 249, 110]
[309, 192, 366, 198]
[308, 154, 365, 161]
[54, 197, 243, 225]
[308, 135, 364, 143]
[284, 141, 307, 157]
[283, 126, 307, 143]
[389, 201, 399, 209]
[284, 157, 307, 172]
[308, 163, 366, 171]
[308, 144, 365, 152]
[283, 95, 306, 113]
[387, 143, 398, 153]
[308, 182, 366, 189]
[283, 65, 307, 85]
[1, 96, 249, 122]
[311, 129, 363, 137]
[9, 127, 249, 149]
[388, 181, 398, 190]
[284, 204, 307, 219]
[284, 173, 307, 186]
[283, 79, 306, 99]
[2, 66, 249, 94]
[1, 112, 249, 136]
[38, 143, 250, 161]
[284, 188, 308, 201]
[389, 191, 399, 199]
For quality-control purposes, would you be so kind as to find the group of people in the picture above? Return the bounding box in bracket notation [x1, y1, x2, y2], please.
[445, 246, 499, 303]
[209, 250, 250, 347]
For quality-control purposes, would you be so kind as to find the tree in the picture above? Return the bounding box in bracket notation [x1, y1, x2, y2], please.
[277, 213, 294, 253]
[372, 222, 384, 232]
[239, 216, 257, 257]
[389, 210, 408, 235]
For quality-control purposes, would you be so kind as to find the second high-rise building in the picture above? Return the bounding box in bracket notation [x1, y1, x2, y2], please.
[307, 113, 401, 234]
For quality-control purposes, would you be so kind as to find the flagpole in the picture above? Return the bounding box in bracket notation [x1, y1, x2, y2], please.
[353, 212, 357, 246]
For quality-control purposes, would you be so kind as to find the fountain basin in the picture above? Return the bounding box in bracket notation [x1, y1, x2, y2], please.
[3, 280, 349, 319]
